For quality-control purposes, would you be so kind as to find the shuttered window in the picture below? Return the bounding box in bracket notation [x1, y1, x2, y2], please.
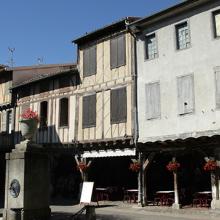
[40, 101, 48, 128]
[110, 87, 127, 124]
[145, 82, 161, 119]
[83, 94, 96, 128]
[110, 35, 126, 69]
[177, 74, 194, 115]
[59, 98, 69, 127]
[215, 67, 220, 109]
[83, 45, 97, 77]
[213, 10, 220, 38]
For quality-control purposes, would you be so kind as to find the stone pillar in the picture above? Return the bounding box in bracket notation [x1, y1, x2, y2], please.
[138, 152, 142, 206]
[211, 149, 220, 210]
[3, 142, 51, 220]
[172, 171, 180, 209]
[141, 155, 147, 206]
[172, 157, 181, 209]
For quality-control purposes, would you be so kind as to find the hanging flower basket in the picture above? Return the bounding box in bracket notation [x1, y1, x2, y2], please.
[166, 161, 180, 172]
[203, 160, 218, 171]
[77, 162, 88, 172]
[129, 162, 141, 172]
[20, 108, 39, 140]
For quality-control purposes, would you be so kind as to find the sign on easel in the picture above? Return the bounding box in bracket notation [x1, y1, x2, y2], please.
[80, 182, 94, 204]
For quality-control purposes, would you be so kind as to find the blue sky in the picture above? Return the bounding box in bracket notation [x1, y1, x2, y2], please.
[0, 0, 181, 67]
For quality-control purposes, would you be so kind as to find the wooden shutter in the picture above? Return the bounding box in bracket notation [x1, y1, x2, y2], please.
[83, 48, 89, 77]
[1, 111, 7, 132]
[215, 68, 220, 109]
[90, 45, 97, 75]
[89, 94, 96, 127]
[83, 94, 96, 128]
[111, 89, 118, 123]
[83, 45, 96, 77]
[177, 75, 194, 115]
[111, 87, 127, 124]
[83, 96, 89, 128]
[117, 35, 126, 67]
[110, 37, 118, 69]
[145, 82, 161, 119]
[59, 98, 69, 126]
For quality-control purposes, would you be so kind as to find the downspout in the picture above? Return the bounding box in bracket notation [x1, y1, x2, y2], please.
[126, 19, 142, 205]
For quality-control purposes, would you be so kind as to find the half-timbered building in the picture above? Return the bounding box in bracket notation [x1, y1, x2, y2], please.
[11, 63, 82, 199]
[73, 17, 140, 193]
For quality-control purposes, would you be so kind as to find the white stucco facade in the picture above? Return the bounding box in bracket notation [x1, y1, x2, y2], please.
[136, 2, 220, 143]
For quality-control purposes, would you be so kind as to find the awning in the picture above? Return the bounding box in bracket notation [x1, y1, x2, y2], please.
[82, 148, 136, 158]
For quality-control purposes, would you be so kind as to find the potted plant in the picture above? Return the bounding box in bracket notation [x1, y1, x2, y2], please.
[77, 162, 89, 172]
[20, 108, 39, 141]
[203, 160, 218, 172]
[129, 162, 141, 172]
[166, 161, 180, 172]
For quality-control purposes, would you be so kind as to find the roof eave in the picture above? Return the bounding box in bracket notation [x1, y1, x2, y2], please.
[129, 0, 211, 33]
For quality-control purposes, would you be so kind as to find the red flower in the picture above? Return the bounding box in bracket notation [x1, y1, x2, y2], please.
[20, 108, 39, 121]
[166, 161, 180, 172]
[129, 162, 141, 172]
[77, 162, 88, 172]
[204, 160, 218, 171]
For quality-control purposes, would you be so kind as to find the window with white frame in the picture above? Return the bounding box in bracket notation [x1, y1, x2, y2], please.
[145, 82, 161, 119]
[145, 33, 158, 60]
[175, 21, 190, 50]
[213, 10, 220, 38]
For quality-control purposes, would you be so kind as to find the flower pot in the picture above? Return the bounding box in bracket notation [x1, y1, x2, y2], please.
[19, 119, 38, 140]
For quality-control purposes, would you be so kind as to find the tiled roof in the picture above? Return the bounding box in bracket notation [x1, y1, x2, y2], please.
[12, 63, 78, 89]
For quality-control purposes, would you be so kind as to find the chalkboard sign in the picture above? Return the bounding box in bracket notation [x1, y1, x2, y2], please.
[80, 182, 94, 204]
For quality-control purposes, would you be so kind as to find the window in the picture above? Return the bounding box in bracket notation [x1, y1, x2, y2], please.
[175, 21, 190, 50]
[110, 35, 126, 69]
[145, 82, 161, 119]
[83, 45, 97, 77]
[213, 10, 220, 38]
[215, 67, 220, 109]
[40, 101, 48, 128]
[145, 33, 158, 60]
[83, 94, 96, 128]
[177, 75, 194, 115]
[110, 87, 127, 124]
[59, 98, 69, 127]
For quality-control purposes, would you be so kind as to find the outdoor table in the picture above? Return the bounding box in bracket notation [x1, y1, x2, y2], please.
[125, 189, 138, 203]
[193, 191, 212, 208]
[95, 188, 109, 202]
[155, 191, 174, 206]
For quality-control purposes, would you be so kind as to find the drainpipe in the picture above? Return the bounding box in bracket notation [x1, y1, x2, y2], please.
[126, 19, 141, 204]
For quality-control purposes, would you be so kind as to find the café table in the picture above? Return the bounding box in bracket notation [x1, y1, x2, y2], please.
[154, 191, 174, 206]
[125, 189, 138, 203]
[95, 188, 109, 202]
[193, 191, 212, 207]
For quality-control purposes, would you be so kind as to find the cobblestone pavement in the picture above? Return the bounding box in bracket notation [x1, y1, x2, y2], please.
[51, 201, 220, 220]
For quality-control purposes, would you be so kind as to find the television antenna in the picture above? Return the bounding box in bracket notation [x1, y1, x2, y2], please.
[37, 57, 44, 65]
[7, 47, 15, 67]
